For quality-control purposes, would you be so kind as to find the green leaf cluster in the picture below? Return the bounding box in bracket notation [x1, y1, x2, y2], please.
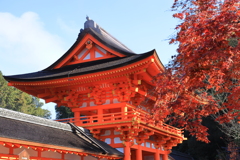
[55, 105, 73, 119]
[0, 71, 51, 119]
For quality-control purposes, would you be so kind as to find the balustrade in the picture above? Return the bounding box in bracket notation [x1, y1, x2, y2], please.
[56, 111, 182, 136]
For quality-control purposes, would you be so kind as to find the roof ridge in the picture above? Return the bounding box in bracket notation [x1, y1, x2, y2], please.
[99, 27, 134, 53]
[84, 17, 134, 53]
[0, 107, 71, 131]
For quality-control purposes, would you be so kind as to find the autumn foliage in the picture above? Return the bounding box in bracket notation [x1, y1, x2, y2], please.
[152, 0, 240, 142]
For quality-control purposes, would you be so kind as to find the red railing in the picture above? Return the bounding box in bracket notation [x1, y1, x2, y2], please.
[55, 111, 182, 136]
[56, 111, 134, 125]
[135, 111, 183, 136]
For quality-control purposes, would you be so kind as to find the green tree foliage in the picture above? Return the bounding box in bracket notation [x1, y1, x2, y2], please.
[0, 71, 51, 119]
[55, 105, 73, 119]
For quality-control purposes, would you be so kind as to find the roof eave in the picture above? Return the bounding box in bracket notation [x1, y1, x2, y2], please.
[4, 50, 155, 83]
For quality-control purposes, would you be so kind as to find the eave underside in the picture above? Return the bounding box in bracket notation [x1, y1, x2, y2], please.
[4, 50, 157, 82]
[6, 58, 159, 107]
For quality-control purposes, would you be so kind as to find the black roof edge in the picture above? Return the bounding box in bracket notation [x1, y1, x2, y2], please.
[152, 49, 165, 69]
[3, 50, 155, 82]
[68, 122, 108, 155]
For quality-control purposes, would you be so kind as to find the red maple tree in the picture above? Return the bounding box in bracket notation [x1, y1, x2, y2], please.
[152, 0, 240, 142]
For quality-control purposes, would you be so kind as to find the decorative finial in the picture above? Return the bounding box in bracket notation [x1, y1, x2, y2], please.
[84, 16, 101, 34]
[86, 15, 90, 21]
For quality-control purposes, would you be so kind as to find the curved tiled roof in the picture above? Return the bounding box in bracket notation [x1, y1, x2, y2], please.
[44, 18, 136, 71]
[0, 108, 123, 157]
[4, 50, 154, 82]
[3, 18, 157, 83]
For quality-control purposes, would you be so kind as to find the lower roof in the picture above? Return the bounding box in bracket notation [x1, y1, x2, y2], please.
[0, 107, 123, 158]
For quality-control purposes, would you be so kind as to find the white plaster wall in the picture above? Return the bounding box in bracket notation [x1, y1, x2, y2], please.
[13, 147, 37, 156]
[14, 147, 25, 155]
[26, 148, 38, 156]
[42, 150, 61, 159]
[0, 145, 9, 154]
[65, 153, 81, 160]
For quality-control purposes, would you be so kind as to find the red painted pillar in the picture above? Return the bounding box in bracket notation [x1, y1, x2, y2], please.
[61, 153, 65, 159]
[38, 150, 41, 158]
[80, 155, 84, 160]
[74, 111, 80, 126]
[124, 141, 131, 160]
[136, 145, 142, 160]
[154, 149, 159, 160]
[9, 147, 14, 155]
[162, 153, 168, 160]
[98, 109, 103, 123]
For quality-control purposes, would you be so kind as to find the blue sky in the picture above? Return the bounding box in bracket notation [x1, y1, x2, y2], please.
[0, 0, 179, 119]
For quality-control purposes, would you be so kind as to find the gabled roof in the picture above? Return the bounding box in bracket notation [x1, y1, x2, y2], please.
[0, 108, 123, 158]
[45, 17, 135, 70]
[3, 17, 163, 83]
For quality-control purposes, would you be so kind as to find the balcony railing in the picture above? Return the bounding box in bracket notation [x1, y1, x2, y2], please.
[55, 111, 182, 136]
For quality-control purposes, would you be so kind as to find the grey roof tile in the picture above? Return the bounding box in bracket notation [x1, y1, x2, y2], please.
[0, 108, 123, 157]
